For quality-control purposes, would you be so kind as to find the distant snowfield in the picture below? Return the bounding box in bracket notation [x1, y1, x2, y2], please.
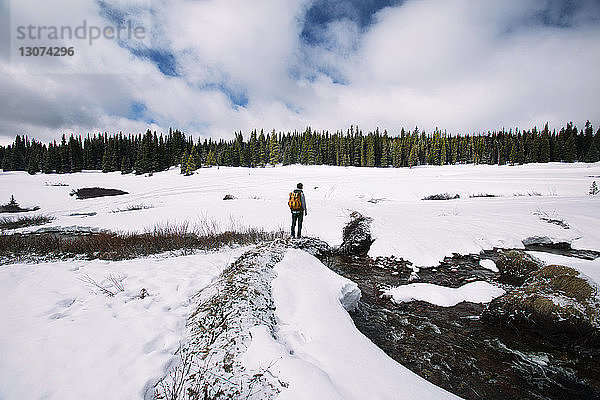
[1, 163, 599, 399]
[1, 162, 599, 266]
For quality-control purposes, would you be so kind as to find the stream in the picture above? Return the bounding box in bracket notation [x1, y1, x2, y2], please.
[321, 249, 600, 400]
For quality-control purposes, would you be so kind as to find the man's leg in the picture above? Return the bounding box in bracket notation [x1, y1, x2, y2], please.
[297, 213, 303, 237]
[291, 213, 297, 238]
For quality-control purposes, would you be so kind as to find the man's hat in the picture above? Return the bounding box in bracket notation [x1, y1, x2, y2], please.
[297, 183, 303, 189]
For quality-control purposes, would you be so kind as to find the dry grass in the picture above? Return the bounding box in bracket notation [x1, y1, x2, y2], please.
[487, 263, 600, 341]
[110, 204, 153, 213]
[0, 215, 54, 230]
[534, 265, 595, 302]
[528, 296, 559, 317]
[0, 221, 285, 262]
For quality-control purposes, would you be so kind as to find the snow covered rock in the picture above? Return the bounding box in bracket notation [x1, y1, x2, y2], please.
[337, 212, 374, 256]
[483, 265, 600, 342]
[496, 250, 543, 286]
[287, 236, 333, 259]
[522, 236, 570, 248]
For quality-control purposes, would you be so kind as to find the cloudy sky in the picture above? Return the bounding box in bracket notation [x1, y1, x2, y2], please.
[1, 0, 599, 145]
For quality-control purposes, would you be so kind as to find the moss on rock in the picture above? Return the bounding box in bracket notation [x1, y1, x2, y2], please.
[484, 264, 600, 343]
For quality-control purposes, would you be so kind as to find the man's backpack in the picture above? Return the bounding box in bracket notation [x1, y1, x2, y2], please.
[288, 192, 302, 211]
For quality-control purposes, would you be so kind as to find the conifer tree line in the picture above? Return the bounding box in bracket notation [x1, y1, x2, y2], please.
[1, 121, 599, 175]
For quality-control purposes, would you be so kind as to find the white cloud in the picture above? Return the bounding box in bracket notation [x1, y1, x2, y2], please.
[1, 0, 599, 145]
[312, 0, 600, 133]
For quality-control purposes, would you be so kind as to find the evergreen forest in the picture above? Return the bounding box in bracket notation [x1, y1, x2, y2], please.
[1, 121, 599, 176]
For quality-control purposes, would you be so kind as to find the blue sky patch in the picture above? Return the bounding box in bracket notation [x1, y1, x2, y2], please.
[128, 101, 147, 120]
[301, 0, 403, 45]
[96, 0, 127, 26]
[128, 46, 178, 77]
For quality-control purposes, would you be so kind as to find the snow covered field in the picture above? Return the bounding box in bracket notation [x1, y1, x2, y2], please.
[1, 162, 599, 265]
[1, 163, 599, 399]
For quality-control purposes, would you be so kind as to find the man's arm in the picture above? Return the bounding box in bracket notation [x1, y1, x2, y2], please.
[301, 193, 307, 215]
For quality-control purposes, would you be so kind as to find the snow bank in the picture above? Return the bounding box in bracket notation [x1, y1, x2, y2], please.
[0, 249, 245, 400]
[385, 281, 506, 307]
[242, 249, 459, 400]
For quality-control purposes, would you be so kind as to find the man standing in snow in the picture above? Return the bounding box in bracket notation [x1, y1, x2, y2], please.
[289, 183, 307, 238]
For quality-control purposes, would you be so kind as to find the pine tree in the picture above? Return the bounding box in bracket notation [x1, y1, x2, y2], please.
[590, 181, 598, 195]
[191, 147, 201, 170]
[249, 130, 258, 167]
[27, 148, 38, 175]
[509, 142, 518, 165]
[180, 149, 189, 174]
[408, 144, 419, 168]
[517, 140, 525, 165]
[365, 137, 375, 167]
[540, 131, 550, 163]
[440, 137, 447, 165]
[102, 145, 112, 173]
[564, 135, 577, 162]
[120, 157, 132, 174]
[269, 131, 279, 166]
[206, 149, 217, 167]
[184, 153, 196, 176]
[585, 141, 599, 163]
[381, 135, 390, 167]
[258, 131, 267, 167]
[7, 195, 19, 208]
[283, 145, 291, 166]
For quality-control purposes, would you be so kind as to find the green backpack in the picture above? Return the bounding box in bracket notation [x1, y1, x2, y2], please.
[288, 192, 302, 211]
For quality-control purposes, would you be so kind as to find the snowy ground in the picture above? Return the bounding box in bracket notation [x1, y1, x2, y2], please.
[1, 163, 599, 399]
[0, 249, 246, 399]
[1, 162, 599, 266]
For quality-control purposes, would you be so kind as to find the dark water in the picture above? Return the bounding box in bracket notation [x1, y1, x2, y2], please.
[323, 252, 600, 400]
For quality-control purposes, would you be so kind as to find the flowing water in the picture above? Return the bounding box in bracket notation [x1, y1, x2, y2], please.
[322, 251, 600, 400]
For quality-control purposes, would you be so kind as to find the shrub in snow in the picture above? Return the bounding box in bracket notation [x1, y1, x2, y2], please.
[590, 181, 599, 195]
[8, 195, 18, 208]
[222, 194, 237, 200]
[533, 209, 570, 229]
[0, 195, 40, 213]
[422, 193, 460, 201]
[495, 250, 543, 286]
[337, 212, 374, 256]
[70, 187, 129, 200]
[79, 274, 125, 297]
[483, 265, 600, 343]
